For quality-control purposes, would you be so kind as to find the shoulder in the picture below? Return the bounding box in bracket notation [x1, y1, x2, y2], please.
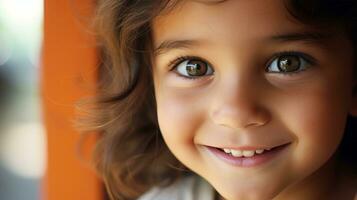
[137, 175, 215, 200]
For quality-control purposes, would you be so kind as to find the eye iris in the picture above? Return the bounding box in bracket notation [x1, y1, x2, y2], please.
[278, 55, 300, 72]
[186, 60, 207, 76]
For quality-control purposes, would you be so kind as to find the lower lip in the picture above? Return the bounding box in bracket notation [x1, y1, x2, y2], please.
[205, 144, 290, 167]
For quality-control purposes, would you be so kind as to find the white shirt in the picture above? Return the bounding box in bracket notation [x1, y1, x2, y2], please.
[137, 175, 215, 200]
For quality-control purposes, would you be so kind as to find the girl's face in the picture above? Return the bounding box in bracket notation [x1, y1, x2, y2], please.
[152, 0, 356, 199]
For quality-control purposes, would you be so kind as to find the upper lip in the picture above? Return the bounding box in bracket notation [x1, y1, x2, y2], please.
[209, 142, 291, 151]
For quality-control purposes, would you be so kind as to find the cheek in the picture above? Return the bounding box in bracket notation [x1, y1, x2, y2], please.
[281, 80, 350, 175]
[155, 89, 205, 156]
[157, 96, 196, 140]
[155, 89, 213, 172]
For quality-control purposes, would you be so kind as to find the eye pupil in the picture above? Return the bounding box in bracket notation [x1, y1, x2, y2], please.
[278, 55, 300, 72]
[186, 60, 207, 76]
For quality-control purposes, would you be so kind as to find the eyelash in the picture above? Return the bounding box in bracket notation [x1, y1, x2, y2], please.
[266, 51, 317, 76]
[168, 56, 212, 80]
[168, 51, 317, 80]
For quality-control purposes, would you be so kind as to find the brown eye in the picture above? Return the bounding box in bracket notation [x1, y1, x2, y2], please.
[278, 55, 300, 72]
[175, 58, 214, 79]
[266, 53, 312, 75]
[186, 60, 208, 76]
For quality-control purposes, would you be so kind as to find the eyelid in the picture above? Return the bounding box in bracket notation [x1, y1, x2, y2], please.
[168, 55, 215, 79]
[166, 51, 316, 80]
[168, 55, 213, 71]
[265, 51, 317, 75]
[266, 51, 317, 68]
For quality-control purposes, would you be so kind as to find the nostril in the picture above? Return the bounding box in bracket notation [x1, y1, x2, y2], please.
[210, 105, 271, 130]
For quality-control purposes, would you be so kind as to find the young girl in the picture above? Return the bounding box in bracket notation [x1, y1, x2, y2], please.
[86, 0, 357, 199]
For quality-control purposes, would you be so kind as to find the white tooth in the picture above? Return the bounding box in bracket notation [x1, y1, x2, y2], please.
[231, 149, 243, 157]
[242, 150, 255, 157]
[223, 148, 231, 154]
[255, 149, 264, 154]
[265, 148, 271, 151]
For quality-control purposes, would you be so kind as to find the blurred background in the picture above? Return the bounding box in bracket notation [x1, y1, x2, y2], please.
[0, 0, 101, 199]
[0, 0, 45, 200]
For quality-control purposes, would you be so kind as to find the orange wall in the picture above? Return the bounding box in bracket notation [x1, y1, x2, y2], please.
[42, 0, 101, 199]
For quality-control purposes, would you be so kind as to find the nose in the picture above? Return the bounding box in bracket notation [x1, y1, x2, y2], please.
[209, 76, 271, 130]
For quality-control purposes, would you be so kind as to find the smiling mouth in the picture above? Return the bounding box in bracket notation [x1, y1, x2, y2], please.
[214, 143, 291, 158]
[219, 148, 271, 158]
[205, 142, 292, 167]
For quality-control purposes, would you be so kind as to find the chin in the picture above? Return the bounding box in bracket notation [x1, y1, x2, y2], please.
[212, 180, 284, 200]
[217, 189, 279, 200]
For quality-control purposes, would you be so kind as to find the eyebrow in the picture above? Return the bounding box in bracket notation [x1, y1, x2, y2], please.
[154, 39, 202, 57]
[270, 31, 332, 43]
[154, 31, 332, 57]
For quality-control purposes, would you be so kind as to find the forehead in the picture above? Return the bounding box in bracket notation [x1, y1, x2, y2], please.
[152, 0, 317, 48]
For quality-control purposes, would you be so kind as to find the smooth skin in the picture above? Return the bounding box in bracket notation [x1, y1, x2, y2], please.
[152, 0, 357, 199]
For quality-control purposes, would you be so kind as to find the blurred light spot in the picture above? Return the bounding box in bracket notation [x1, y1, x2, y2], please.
[0, 41, 12, 66]
[0, 123, 46, 178]
[0, 0, 43, 67]
[0, 0, 43, 30]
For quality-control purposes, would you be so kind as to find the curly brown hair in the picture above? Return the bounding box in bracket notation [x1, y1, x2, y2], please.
[77, 0, 357, 199]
